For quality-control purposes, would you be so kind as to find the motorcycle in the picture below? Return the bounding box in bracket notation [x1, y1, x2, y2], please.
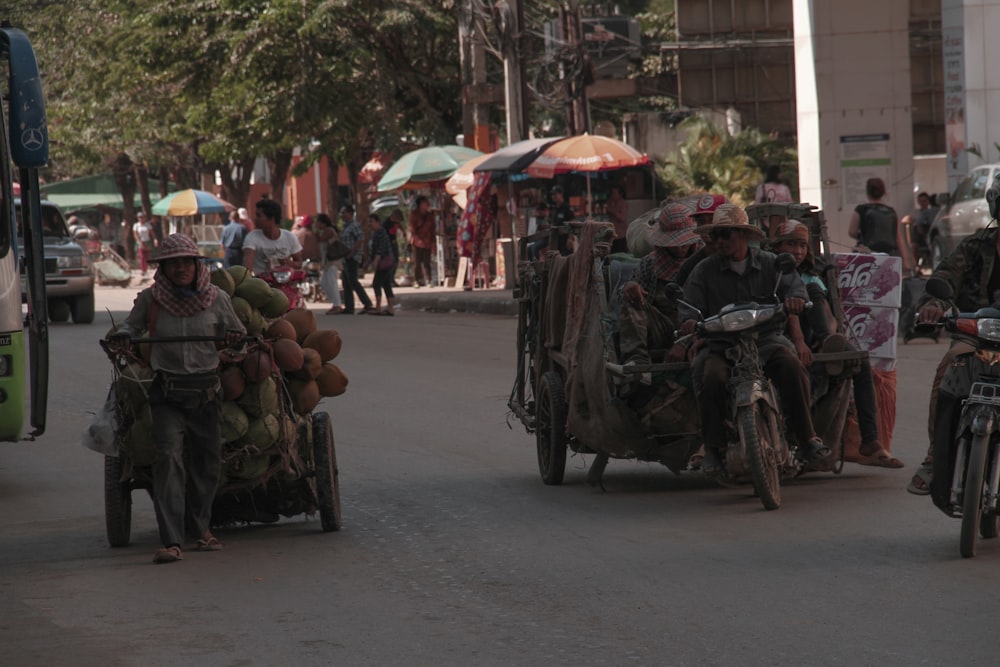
[259, 267, 307, 311]
[674, 253, 808, 510]
[922, 278, 1000, 558]
[298, 259, 325, 303]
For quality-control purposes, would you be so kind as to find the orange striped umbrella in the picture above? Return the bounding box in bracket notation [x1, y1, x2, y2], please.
[152, 188, 235, 216]
[524, 133, 650, 179]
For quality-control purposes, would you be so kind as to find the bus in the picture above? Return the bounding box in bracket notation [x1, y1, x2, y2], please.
[0, 25, 49, 441]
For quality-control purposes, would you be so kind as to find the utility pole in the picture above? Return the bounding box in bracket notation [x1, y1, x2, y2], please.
[497, 0, 527, 144]
[560, 2, 590, 136]
[460, 0, 492, 151]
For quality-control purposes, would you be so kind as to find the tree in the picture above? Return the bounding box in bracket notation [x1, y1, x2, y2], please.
[657, 115, 797, 206]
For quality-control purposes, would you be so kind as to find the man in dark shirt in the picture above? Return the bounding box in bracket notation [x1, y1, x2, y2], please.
[549, 186, 575, 227]
[681, 204, 829, 472]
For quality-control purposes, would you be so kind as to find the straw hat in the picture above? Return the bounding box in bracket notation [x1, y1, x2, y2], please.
[648, 202, 701, 248]
[694, 203, 765, 238]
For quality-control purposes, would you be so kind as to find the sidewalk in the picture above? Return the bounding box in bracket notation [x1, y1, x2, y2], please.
[113, 269, 519, 317]
[391, 284, 517, 316]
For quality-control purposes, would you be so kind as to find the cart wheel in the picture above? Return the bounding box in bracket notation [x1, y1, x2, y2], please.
[104, 455, 132, 547]
[536, 371, 568, 485]
[311, 411, 342, 532]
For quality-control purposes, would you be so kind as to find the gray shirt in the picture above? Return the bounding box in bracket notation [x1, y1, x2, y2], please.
[123, 288, 245, 374]
[681, 247, 807, 323]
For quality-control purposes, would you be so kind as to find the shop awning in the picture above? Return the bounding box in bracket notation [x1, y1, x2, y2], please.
[40, 173, 170, 211]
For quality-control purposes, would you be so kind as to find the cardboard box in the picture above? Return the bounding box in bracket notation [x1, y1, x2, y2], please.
[833, 253, 902, 308]
[844, 304, 898, 371]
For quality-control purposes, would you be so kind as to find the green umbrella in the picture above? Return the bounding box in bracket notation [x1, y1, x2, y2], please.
[377, 145, 484, 192]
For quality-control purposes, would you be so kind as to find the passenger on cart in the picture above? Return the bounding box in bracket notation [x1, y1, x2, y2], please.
[109, 234, 246, 564]
[680, 205, 829, 473]
[619, 201, 703, 370]
[768, 220, 903, 468]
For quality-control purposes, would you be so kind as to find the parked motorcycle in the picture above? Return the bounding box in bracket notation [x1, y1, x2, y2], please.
[922, 278, 1000, 558]
[259, 267, 307, 311]
[299, 259, 325, 303]
[674, 253, 808, 510]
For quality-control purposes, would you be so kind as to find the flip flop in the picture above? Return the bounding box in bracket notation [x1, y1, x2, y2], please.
[153, 545, 183, 564]
[907, 461, 933, 495]
[855, 447, 905, 469]
[195, 534, 223, 551]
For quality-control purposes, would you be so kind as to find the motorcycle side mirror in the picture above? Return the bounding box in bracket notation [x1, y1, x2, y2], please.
[775, 252, 797, 274]
[926, 277, 954, 301]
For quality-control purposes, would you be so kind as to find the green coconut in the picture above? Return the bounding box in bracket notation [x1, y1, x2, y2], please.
[210, 268, 236, 296]
[231, 296, 253, 328]
[235, 277, 273, 309]
[244, 413, 281, 448]
[237, 376, 279, 417]
[227, 264, 252, 287]
[220, 401, 250, 444]
[246, 308, 266, 336]
[260, 288, 290, 319]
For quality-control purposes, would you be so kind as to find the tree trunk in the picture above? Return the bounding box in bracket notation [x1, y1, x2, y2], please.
[268, 149, 293, 220]
[219, 156, 255, 208]
[113, 153, 137, 262]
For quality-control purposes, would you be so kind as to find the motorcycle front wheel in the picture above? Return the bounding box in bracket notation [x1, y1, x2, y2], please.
[960, 432, 990, 558]
[739, 401, 782, 511]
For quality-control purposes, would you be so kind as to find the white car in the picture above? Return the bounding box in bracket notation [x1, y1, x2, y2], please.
[928, 163, 1000, 266]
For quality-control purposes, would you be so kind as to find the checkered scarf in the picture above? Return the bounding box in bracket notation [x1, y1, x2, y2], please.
[151, 262, 218, 317]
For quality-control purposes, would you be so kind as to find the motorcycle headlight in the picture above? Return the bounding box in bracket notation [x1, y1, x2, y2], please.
[272, 271, 291, 284]
[718, 306, 777, 332]
[977, 318, 1000, 342]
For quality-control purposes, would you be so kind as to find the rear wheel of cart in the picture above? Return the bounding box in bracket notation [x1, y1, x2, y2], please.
[312, 411, 342, 532]
[104, 455, 132, 547]
[536, 371, 567, 485]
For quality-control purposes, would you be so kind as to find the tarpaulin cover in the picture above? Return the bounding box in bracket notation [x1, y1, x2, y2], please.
[543, 221, 657, 458]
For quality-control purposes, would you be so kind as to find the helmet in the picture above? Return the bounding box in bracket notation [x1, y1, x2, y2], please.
[154, 233, 200, 262]
[988, 172, 1000, 220]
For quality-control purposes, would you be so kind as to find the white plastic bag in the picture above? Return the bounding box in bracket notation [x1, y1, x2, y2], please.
[80, 386, 120, 457]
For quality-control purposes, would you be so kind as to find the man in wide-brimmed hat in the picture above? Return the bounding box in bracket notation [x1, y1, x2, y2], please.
[619, 201, 703, 369]
[681, 204, 829, 473]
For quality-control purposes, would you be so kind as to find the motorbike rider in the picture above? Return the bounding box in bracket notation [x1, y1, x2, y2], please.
[912, 172, 1000, 499]
[680, 204, 829, 473]
[242, 198, 303, 275]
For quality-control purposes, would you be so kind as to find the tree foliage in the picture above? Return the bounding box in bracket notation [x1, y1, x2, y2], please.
[657, 116, 797, 206]
[9, 0, 465, 207]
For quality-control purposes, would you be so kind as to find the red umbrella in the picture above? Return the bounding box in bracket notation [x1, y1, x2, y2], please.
[524, 134, 651, 206]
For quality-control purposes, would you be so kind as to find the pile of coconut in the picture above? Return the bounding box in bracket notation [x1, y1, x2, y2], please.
[110, 265, 348, 484]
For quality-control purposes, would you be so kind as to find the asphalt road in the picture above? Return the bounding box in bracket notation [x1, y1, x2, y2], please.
[1, 284, 998, 666]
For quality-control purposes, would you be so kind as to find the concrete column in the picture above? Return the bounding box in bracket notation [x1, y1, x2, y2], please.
[794, 0, 913, 251]
[942, 0, 1000, 191]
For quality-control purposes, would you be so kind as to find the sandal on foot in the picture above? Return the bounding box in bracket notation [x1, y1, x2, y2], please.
[195, 534, 223, 552]
[153, 545, 183, 564]
[856, 447, 905, 469]
[800, 437, 831, 463]
[907, 461, 933, 495]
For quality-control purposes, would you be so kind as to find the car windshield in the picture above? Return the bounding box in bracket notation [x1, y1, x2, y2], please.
[14, 201, 69, 238]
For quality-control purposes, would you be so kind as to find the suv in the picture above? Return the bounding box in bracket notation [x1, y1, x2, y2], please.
[17, 199, 95, 324]
[927, 163, 1000, 266]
